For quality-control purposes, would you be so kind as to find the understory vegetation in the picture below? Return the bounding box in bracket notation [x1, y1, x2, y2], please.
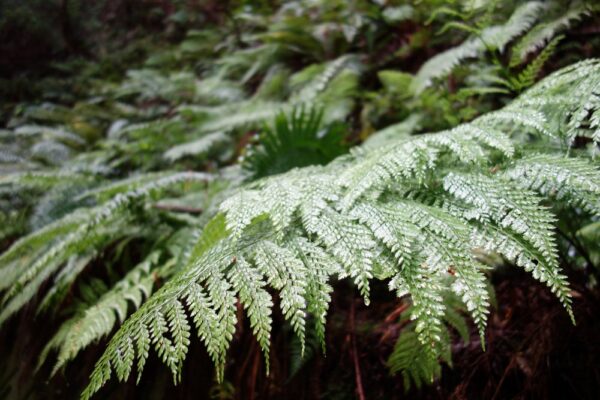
[1, 1, 600, 399]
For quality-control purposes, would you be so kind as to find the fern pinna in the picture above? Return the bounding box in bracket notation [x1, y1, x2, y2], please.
[70, 60, 600, 397]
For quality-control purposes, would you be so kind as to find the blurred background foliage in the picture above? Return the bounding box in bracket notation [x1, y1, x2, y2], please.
[0, 0, 240, 104]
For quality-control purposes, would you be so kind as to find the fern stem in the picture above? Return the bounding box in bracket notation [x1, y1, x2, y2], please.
[350, 298, 366, 400]
[556, 228, 594, 270]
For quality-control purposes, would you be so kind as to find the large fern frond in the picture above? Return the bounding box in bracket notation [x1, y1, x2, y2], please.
[80, 60, 600, 398]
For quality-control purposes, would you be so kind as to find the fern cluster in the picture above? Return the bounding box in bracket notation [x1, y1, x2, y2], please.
[0, 1, 599, 397]
[80, 60, 600, 397]
[0, 172, 212, 326]
[412, 1, 593, 94]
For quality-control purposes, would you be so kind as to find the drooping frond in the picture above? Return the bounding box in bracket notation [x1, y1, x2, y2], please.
[40, 251, 162, 372]
[306, 206, 375, 303]
[442, 172, 572, 320]
[227, 256, 273, 366]
[253, 241, 306, 352]
[82, 236, 236, 397]
[0, 172, 211, 325]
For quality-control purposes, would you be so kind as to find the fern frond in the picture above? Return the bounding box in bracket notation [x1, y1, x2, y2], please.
[14, 124, 85, 145]
[387, 290, 470, 389]
[42, 251, 161, 373]
[338, 121, 516, 210]
[481, 1, 545, 52]
[72, 173, 157, 201]
[393, 199, 490, 337]
[81, 61, 600, 398]
[227, 256, 273, 367]
[472, 223, 573, 321]
[510, 4, 590, 65]
[179, 55, 358, 138]
[442, 172, 571, 313]
[0, 170, 93, 188]
[0, 221, 125, 326]
[443, 172, 558, 260]
[566, 76, 600, 144]
[0, 211, 87, 274]
[411, 1, 545, 93]
[0, 172, 211, 325]
[510, 35, 564, 91]
[164, 131, 232, 162]
[502, 154, 600, 215]
[220, 190, 268, 239]
[291, 55, 356, 103]
[387, 328, 445, 389]
[289, 236, 338, 349]
[254, 241, 306, 353]
[307, 207, 375, 303]
[82, 240, 235, 398]
[190, 101, 288, 134]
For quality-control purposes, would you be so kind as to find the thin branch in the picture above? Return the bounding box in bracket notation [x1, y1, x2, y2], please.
[557, 228, 594, 269]
[153, 204, 203, 214]
[350, 299, 366, 400]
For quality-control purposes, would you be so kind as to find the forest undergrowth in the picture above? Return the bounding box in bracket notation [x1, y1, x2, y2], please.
[1, 1, 600, 399]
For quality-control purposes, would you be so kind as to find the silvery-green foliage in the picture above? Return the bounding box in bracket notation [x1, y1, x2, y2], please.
[0, 172, 212, 326]
[412, 1, 546, 93]
[81, 60, 600, 398]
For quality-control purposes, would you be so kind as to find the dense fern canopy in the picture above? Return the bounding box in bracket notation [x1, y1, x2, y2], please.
[81, 57, 600, 398]
[1, 1, 600, 399]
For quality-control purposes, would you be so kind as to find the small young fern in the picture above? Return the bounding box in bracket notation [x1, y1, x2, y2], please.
[242, 106, 347, 179]
[80, 60, 600, 398]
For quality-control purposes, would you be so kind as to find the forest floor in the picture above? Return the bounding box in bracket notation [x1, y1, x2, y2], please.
[7, 267, 596, 400]
[283, 268, 600, 400]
